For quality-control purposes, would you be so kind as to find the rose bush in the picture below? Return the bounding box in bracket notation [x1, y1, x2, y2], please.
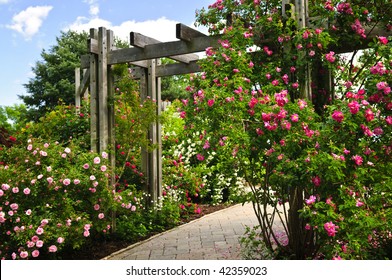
[0, 139, 114, 259]
[178, 0, 392, 259]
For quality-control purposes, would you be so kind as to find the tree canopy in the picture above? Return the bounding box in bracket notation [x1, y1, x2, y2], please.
[20, 31, 89, 122]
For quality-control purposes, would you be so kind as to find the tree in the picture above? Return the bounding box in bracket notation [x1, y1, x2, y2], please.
[20, 31, 89, 122]
[0, 104, 28, 133]
[160, 58, 191, 101]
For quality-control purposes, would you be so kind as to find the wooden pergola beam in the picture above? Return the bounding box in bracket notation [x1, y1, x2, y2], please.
[176, 23, 207, 41]
[130, 32, 199, 64]
[108, 35, 219, 65]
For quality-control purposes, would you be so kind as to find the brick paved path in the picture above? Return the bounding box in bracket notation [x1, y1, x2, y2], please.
[103, 203, 259, 260]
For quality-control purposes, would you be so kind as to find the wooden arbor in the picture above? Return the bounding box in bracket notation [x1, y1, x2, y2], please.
[75, 23, 220, 203]
[75, 1, 390, 205]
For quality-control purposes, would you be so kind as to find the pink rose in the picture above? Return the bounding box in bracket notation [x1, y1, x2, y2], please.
[32, 250, 40, 258]
[63, 179, 71, 186]
[378, 36, 388, 45]
[48, 245, 57, 253]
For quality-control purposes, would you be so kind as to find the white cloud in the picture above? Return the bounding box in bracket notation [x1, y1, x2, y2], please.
[66, 16, 182, 43]
[6, 6, 53, 40]
[84, 0, 100, 17]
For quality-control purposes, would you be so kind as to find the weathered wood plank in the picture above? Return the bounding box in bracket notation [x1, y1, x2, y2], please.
[131, 32, 199, 64]
[130, 60, 148, 68]
[147, 59, 158, 204]
[155, 61, 201, 77]
[98, 27, 109, 152]
[81, 54, 90, 69]
[89, 38, 99, 54]
[79, 68, 90, 96]
[75, 68, 81, 112]
[109, 35, 220, 65]
[155, 59, 162, 201]
[89, 28, 99, 152]
[139, 69, 149, 195]
[129, 66, 145, 79]
[176, 23, 206, 41]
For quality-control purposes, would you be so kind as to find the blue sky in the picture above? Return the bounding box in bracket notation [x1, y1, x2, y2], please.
[0, 0, 212, 107]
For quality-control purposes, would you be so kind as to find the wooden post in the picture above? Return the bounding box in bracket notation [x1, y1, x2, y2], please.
[98, 27, 109, 152]
[82, 69, 89, 101]
[147, 59, 158, 204]
[89, 28, 99, 152]
[139, 69, 150, 196]
[75, 68, 81, 113]
[106, 29, 117, 231]
[295, 0, 311, 100]
[156, 59, 162, 203]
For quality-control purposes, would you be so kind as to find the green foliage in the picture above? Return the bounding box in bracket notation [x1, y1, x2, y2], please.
[0, 104, 28, 134]
[0, 138, 114, 259]
[20, 31, 89, 122]
[21, 102, 90, 149]
[180, 0, 392, 259]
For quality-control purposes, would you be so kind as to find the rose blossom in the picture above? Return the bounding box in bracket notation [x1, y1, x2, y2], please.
[98, 213, 105, 219]
[10, 203, 18, 210]
[32, 250, 40, 258]
[356, 200, 364, 207]
[332, 111, 344, 123]
[20, 251, 28, 259]
[352, 155, 363, 166]
[305, 195, 317, 205]
[57, 237, 65, 244]
[93, 157, 101, 164]
[23, 188, 31, 195]
[378, 36, 388, 45]
[48, 245, 57, 253]
[364, 108, 374, 122]
[36, 227, 44, 235]
[324, 221, 338, 237]
[325, 51, 336, 63]
[196, 154, 205, 161]
[63, 179, 71, 186]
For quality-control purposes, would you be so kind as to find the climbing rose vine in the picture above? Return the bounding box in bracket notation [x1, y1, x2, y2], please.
[178, 0, 392, 259]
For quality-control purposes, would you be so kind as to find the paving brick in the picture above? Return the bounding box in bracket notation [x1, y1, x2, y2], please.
[104, 203, 260, 260]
